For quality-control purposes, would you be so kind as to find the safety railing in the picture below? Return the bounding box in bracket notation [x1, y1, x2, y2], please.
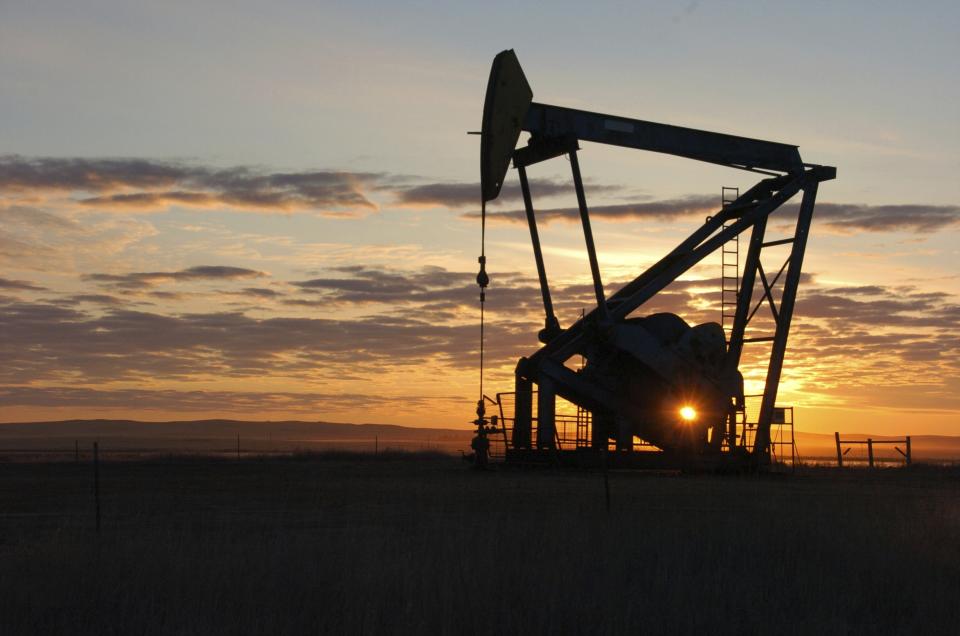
[488, 391, 658, 461]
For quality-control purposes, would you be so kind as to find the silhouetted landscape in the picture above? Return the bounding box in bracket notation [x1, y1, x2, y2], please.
[0, 419, 471, 458]
[1, 453, 958, 634]
[2, 419, 959, 464]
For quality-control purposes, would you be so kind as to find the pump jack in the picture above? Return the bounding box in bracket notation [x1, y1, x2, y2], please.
[476, 50, 835, 470]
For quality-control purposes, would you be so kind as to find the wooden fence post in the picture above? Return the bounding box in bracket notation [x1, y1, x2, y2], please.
[835, 432, 843, 468]
[867, 438, 874, 468]
[906, 436, 912, 466]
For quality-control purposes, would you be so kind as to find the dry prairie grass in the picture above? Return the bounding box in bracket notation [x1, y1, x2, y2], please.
[0, 456, 957, 635]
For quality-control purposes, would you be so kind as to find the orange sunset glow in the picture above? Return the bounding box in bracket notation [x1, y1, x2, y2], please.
[1, 3, 956, 442]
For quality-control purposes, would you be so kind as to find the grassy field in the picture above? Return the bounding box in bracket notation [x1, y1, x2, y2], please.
[0, 454, 957, 635]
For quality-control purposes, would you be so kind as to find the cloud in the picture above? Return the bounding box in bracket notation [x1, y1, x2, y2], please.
[84, 265, 266, 290]
[289, 265, 545, 316]
[771, 282, 960, 399]
[799, 286, 959, 329]
[241, 287, 282, 298]
[6, 156, 956, 233]
[394, 179, 626, 208]
[467, 195, 718, 224]
[0, 278, 45, 291]
[0, 296, 538, 385]
[812, 203, 960, 233]
[65, 294, 130, 306]
[285, 265, 795, 327]
[0, 155, 381, 215]
[0, 385, 413, 412]
[0, 261, 956, 417]
[467, 194, 960, 234]
[0, 273, 558, 396]
[0, 204, 158, 271]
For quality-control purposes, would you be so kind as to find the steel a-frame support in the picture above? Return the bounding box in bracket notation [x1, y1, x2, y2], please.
[569, 149, 608, 320]
[511, 152, 832, 459]
[752, 182, 819, 459]
[721, 176, 820, 461]
[524, 172, 808, 367]
[517, 165, 560, 343]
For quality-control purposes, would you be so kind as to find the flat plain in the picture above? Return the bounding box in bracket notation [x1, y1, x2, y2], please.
[1, 454, 958, 635]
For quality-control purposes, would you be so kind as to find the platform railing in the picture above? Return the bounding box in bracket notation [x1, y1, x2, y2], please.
[489, 391, 659, 461]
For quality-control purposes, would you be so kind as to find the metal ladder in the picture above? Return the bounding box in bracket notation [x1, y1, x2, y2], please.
[721, 187, 740, 342]
[575, 406, 591, 447]
[574, 307, 591, 448]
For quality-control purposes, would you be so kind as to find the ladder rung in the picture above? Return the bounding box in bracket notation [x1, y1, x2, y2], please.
[743, 336, 775, 343]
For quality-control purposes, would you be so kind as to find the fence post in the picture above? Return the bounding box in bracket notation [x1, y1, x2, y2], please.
[867, 438, 874, 468]
[236, 433, 240, 460]
[835, 432, 843, 468]
[905, 436, 912, 466]
[75, 439, 79, 464]
[93, 441, 101, 533]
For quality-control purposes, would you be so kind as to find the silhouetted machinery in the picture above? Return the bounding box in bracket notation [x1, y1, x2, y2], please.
[474, 50, 835, 470]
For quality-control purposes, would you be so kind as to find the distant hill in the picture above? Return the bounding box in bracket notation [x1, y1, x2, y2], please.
[0, 419, 956, 461]
[0, 419, 473, 454]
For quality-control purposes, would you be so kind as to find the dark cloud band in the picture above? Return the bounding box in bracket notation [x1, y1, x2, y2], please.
[84, 266, 266, 289]
[0, 155, 380, 214]
[465, 195, 960, 234]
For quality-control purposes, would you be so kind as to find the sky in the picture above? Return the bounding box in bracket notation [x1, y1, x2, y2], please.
[1, 1, 958, 435]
